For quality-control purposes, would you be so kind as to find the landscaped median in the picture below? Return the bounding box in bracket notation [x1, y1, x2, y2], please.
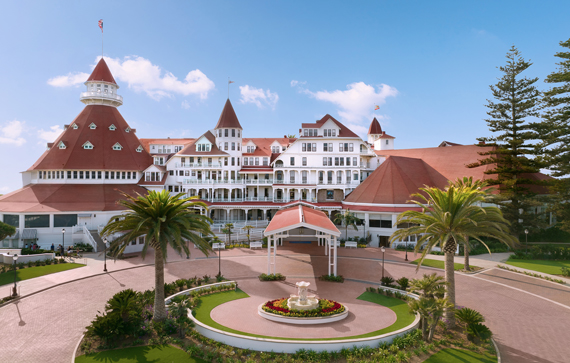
[411, 258, 481, 271]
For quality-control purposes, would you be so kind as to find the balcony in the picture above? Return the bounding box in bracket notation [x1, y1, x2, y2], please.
[183, 179, 245, 185]
[175, 163, 223, 168]
[80, 91, 123, 105]
[244, 179, 274, 185]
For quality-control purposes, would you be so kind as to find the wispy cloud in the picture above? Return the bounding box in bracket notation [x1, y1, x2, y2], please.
[239, 85, 279, 109]
[47, 72, 90, 87]
[48, 56, 216, 101]
[181, 100, 190, 109]
[290, 80, 306, 87]
[37, 125, 64, 144]
[0, 120, 26, 146]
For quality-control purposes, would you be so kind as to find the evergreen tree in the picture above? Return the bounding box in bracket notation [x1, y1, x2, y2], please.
[469, 46, 544, 236]
[537, 38, 570, 233]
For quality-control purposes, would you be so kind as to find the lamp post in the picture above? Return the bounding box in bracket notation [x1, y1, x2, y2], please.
[61, 228, 65, 257]
[525, 229, 529, 254]
[381, 246, 386, 280]
[103, 238, 108, 272]
[217, 243, 221, 277]
[12, 254, 19, 297]
[404, 239, 409, 262]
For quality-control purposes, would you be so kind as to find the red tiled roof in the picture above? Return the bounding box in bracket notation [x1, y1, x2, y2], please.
[137, 172, 168, 186]
[438, 141, 462, 147]
[215, 99, 242, 130]
[368, 118, 382, 135]
[28, 105, 153, 171]
[0, 183, 148, 213]
[177, 131, 228, 156]
[301, 114, 359, 138]
[87, 58, 117, 85]
[264, 205, 340, 236]
[343, 156, 449, 205]
[242, 137, 294, 157]
[378, 132, 395, 139]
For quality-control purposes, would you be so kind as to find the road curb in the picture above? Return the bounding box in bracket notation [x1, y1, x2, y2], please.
[491, 337, 501, 363]
[71, 334, 84, 363]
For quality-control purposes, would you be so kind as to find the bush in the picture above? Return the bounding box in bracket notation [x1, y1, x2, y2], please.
[258, 273, 286, 281]
[561, 267, 570, 277]
[396, 277, 409, 290]
[73, 242, 94, 252]
[466, 323, 492, 342]
[381, 276, 395, 286]
[455, 307, 485, 325]
[320, 274, 344, 283]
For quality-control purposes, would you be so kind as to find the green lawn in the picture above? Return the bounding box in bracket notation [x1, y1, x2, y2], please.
[192, 289, 416, 341]
[76, 344, 207, 363]
[505, 259, 570, 276]
[0, 263, 84, 286]
[423, 348, 496, 362]
[411, 258, 479, 271]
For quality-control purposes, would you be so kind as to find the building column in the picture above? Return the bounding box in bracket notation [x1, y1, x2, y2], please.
[273, 235, 277, 274]
[333, 235, 338, 276]
[243, 209, 249, 221]
[327, 234, 331, 275]
[267, 234, 271, 274]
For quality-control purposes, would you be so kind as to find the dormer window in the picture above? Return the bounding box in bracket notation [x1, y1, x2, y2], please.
[83, 141, 94, 150]
[125, 127, 131, 133]
[109, 124, 116, 131]
[89, 123, 97, 130]
[136, 145, 143, 152]
[112, 143, 123, 150]
[72, 123, 78, 129]
[196, 144, 211, 152]
[58, 141, 66, 149]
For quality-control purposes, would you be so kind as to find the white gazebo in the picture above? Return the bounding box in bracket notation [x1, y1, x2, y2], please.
[263, 205, 341, 276]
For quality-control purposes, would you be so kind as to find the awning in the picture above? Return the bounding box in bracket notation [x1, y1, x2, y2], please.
[78, 213, 92, 217]
[22, 229, 37, 240]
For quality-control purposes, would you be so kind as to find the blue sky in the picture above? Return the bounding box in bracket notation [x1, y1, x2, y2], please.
[1, 1, 569, 193]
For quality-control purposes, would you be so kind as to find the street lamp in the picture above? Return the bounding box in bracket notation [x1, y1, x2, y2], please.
[217, 244, 221, 278]
[525, 229, 529, 254]
[61, 228, 65, 257]
[103, 238, 108, 272]
[381, 246, 386, 281]
[12, 254, 19, 297]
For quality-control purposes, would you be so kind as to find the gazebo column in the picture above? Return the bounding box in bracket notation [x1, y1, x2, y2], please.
[273, 234, 277, 274]
[327, 234, 332, 275]
[333, 235, 338, 276]
[267, 234, 272, 274]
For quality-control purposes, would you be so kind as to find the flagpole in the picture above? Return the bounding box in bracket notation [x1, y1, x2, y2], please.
[228, 77, 230, 99]
[102, 30, 104, 58]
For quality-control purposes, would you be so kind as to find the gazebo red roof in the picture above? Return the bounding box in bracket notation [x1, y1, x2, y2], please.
[264, 205, 340, 236]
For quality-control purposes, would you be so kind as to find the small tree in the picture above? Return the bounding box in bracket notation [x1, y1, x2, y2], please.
[408, 273, 452, 341]
[169, 295, 192, 338]
[222, 223, 234, 245]
[242, 225, 254, 244]
[333, 209, 359, 240]
[0, 221, 16, 241]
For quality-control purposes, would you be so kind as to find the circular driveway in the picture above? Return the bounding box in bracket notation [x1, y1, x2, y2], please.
[0, 246, 568, 363]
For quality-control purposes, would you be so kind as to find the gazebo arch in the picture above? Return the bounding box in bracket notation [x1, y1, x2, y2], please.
[263, 205, 341, 276]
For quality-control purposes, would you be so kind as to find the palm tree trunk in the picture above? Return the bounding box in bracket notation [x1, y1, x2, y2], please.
[153, 247, 167, 321]
[444, 251, 456, 327]
[464, 244, 471, 271]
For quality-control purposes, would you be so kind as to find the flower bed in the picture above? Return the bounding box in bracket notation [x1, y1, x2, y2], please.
[262, 298, 345, 317]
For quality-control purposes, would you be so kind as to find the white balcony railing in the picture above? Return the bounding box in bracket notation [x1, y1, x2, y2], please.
[175, 163, 223, 168]
[80, 91, 123, 102]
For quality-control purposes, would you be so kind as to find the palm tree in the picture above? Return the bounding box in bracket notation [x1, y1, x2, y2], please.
[222, 223, 234, 245]
[333, 209, 359, 240]
[408, 273, 449, 341]
[242, 225, 254, 244]
[102, 190, 213, 322]
[390, 182, 517, 327]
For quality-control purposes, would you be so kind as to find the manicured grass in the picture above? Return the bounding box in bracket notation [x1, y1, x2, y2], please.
[0, 263, 84, 286]
[411, 258, 479, 271]
[192, 290, 416, 341]
[422, 348, 496, 363]
[505, 259, 570, 276]
[76, 344, 207, 363]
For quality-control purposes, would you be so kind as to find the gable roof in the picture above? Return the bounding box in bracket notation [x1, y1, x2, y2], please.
[214, 99, 242, 130]
[301, 114, 359, 138]
[368, 117, 383, 135]
[344, 156, 449, 205]
[86, 58, 117, 85]
[241, 137, 294, 157]
[177, 131, 228, 156]
[28, 105, 153, 171]
[264, 205, 340, 236]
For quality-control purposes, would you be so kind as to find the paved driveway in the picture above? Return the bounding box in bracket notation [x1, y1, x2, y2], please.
[0, 247, 568, 363]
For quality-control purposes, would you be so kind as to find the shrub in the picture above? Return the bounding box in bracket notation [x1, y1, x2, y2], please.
[561, 267, 570, 277]
[320, 274, 344, 283]
[466, 322, 492, 342]
[455, 307, 485, 326]
[381, 276, 395, 286]
[45, 259, 52, 265]
[396, 277, 409, 290]
[73, 242, 94, 252]
[258, 273, 286, 281]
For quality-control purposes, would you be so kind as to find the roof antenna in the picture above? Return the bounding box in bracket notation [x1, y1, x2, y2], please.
[228, 77, 234, 99]
[98, 19, 104, 58]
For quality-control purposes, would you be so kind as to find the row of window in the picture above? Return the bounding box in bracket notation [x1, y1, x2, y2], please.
[68, 123, 127, 133]
[68, 141, 140, 152]
[218, 129, 241, 138]
[301, 142, 355, 152]
[316, 171, 359, 183]
[150, 145, 183, 153]
[243, 157, 269, 166]
[302, 128, 337, 137]
[322, 157, 358, 167]
[38, 170, 138, 180]
[2, 214, 78, 228]
[197, 144, 211, 152]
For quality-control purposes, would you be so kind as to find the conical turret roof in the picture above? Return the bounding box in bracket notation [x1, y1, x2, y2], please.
[368, 117, 382, 135]
[28, 105, 152, 171]
[87, 58, 117, 85]
[215, 99, 242, 129]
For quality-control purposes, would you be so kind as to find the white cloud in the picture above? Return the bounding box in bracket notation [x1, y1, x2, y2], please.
[181, 100, 190, 109]
[239, 85, 279, 109]
[290, 80, 306, 87]
[48, 56, 216, 101]
[37, 125, 63, 144]
[305, 82, 398, 125]
[0, 120, 26, 146]
[47, 72, 90, 87]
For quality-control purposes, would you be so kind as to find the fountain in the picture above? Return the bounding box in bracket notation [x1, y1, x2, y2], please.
[287, 281, 319, 310]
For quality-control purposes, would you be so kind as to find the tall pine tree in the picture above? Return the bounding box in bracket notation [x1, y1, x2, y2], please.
[469, 46, 544, 236]
[537, 38, 570, 232]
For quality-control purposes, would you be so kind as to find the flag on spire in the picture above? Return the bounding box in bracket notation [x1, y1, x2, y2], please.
[374, 105, 379, 110]
[228, 80, 235, 84]
[98, 19, 103, 33]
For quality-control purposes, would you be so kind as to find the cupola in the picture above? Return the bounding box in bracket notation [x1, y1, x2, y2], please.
[80, 58, 123, 107]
